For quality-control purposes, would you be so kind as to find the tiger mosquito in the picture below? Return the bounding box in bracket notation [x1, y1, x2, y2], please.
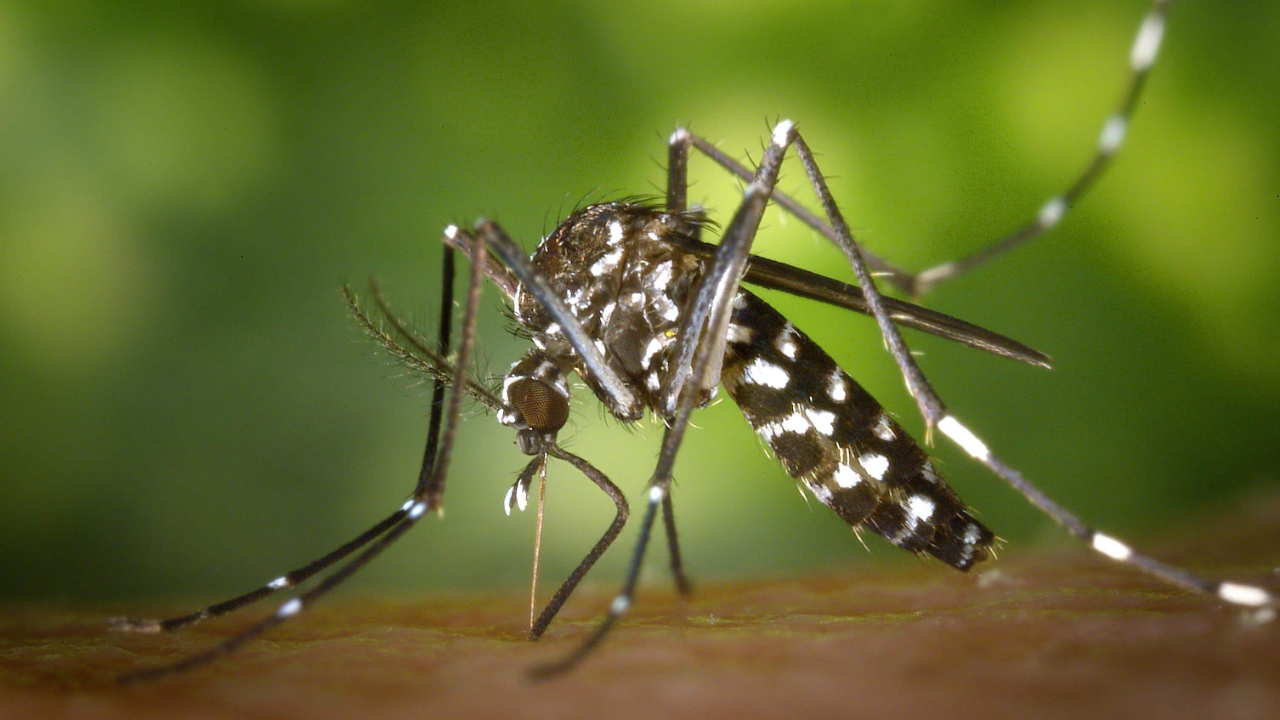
[114, 0, 1274, 683]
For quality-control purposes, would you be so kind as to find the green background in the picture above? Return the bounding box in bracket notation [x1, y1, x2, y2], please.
[2, 0, 1278, 605]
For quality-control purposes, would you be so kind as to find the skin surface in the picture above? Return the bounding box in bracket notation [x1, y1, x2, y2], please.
[2, 495, 1277, 720]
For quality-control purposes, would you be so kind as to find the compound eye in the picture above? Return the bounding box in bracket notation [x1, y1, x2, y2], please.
[506, 377, 570, 433]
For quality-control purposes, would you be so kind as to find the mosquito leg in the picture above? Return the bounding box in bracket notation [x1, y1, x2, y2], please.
[441, 226, 519, 304]
[534, 121, 797, 676]
[667, 127, 692, 212]
[529, 484, 659, 678]
[109, 510, 409, 635]
[675, 126, 909, 285]
[548, 132, 701, 598]
[659, 122, 793, 415]
[657, 211, 1052, 367]
[112, 244, 463, 636]
[118, 233, 489, 684]
[415, 245, 455, 497]
[677, 1, 1173, 297]
[907, 0, 1172, 295]
[528, 445, 629, 641]
[662, 492, 694, 597]
[785, 124, 1275, 612]
[577, 144, 704, 594]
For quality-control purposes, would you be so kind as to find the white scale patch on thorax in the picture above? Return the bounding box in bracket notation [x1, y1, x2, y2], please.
[726, 323, 753, 345]
[566, 286, 588, 311]
[641, 334, 675, 370]
[646, 259, 681, 321]
[650, 259, 673, 290]
[656, 298, 680, 322]
[590, 247, 624, 277]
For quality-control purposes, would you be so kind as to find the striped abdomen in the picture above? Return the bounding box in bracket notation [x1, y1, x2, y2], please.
[720, 290, 994, 570]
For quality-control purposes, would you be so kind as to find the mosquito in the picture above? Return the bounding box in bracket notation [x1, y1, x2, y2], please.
[113, 0, 1273, 683]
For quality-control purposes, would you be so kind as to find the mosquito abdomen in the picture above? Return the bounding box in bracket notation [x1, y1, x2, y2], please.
[720, 289, 994, 571]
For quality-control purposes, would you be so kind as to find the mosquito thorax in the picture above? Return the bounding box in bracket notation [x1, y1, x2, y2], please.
[515, 202, 708, 421]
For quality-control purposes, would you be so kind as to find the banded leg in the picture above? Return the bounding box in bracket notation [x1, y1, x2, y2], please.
[109, 511, 408, 636]
[906, 0, 1172, 295]
[662, 492, 694, 596]
[533, 120, 797, 677]
[668, 0, 1174, 297]
[381, 264, 648, 640]
[455, 218, 695, 630]
[667, 134, 1053, 368]
[117, 231, 489, 683]
[506, 439, 690, 612]
[110, 244, 466, 637]
[528, 445, 629, 640]
[779, 123, 1276, 611]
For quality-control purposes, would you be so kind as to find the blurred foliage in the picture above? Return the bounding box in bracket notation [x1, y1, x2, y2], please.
[0, 0, 1278, 603]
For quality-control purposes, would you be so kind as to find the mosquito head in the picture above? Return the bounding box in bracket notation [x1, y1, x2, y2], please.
[509, 378, 570, 456]
[501, 351, 572, 455]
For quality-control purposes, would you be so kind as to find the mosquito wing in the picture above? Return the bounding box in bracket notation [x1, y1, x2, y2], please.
[664, 233, 1052, 369]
